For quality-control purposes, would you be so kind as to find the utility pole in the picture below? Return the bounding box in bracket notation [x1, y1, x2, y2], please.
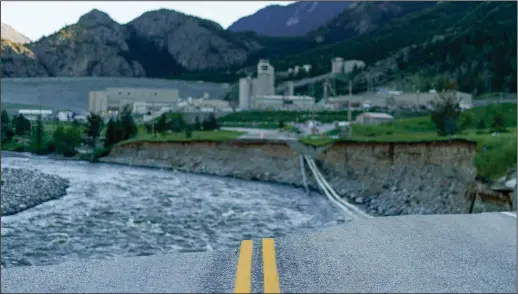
[348, 80, 353, 138]
[348, 80, 352, 122]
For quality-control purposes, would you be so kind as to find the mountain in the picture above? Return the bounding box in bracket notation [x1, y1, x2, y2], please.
[1, 8, 318, 79]
[28, 9, 145, 77]
[1, 23, 31, 44]
[1, 40, 48, 77]
[273, 1, 517, 96]
[124, 9, 262, 74]
[310, 1, 437, 44]
[2, 0, 515, 97]
[228, 1, 352, 37]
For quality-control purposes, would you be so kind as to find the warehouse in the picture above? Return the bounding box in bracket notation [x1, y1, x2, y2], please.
[88, 88, 180, 115]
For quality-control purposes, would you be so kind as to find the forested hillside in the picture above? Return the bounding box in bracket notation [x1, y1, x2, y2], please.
[273, 1, 516, 95]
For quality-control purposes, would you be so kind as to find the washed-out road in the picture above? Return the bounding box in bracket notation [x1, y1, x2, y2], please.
[2, 212, 516, 293]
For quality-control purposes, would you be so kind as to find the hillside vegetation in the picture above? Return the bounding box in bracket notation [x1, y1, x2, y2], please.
[274, 1, 517, 95]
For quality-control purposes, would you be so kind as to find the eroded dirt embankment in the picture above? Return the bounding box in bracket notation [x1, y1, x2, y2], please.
[102, 139, 478, 216]
[316, 140, 477, 215]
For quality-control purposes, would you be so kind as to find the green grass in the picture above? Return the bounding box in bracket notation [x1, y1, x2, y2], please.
[118, 130, 245, 145]
[299, 104, 517, 179]
[301, 129, 517, 179]
[299, 137, 335, 147]
[220, 110, 363, 124]
[221, 121, 281, 129]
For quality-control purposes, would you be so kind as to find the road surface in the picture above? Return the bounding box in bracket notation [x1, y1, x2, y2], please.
[222, 127, 297, 140]
[2, 212, 515, 293]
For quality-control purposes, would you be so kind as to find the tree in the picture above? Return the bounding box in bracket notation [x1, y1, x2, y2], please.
[430, 90, 462, 136]
[194, 116, 201, 131]
[279, 119, 285, 129]
[53, 125, 82, 156]
[104, 118, 119, 148]
[170, 114, 186, 133]
[477, 119, 486, 130]
[491, 113, 507, 132]
[119, 104, 137, 140]
[1, 110, 14, 142]
[203, 113, 219, 131]
[85, 113, 103, 148]
[13, 114, 31, 137]
[155, 113, 169, 135]
[185, 124, 193, 138]
[30, 115, 46, 154]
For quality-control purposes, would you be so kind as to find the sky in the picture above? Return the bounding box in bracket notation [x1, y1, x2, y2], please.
[1, 1, 294, 41]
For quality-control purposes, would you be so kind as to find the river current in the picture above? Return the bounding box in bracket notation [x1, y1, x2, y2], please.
[1, 155, 344, 267]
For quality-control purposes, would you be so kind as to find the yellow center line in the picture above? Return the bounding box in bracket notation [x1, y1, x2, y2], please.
[262, 238, 281, 293]
[234, 240, 253, 293]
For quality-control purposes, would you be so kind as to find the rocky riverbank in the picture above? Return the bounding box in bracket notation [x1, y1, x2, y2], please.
[1, 167, 70, 216]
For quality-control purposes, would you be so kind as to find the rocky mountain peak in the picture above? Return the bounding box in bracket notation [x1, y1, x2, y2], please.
[1, 22, 31, 44]
[77, 9, 118, 28]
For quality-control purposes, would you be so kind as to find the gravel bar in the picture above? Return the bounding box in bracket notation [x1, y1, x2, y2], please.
[1, 167, 69, 216]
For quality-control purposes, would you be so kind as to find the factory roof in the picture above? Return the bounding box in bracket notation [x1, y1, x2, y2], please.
[357, 112, 394, 119]
[256, 95, 315, 101]
[19, 109, 53, 115]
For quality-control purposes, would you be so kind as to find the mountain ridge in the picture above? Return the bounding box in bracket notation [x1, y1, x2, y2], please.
[1, 22, 31, 44]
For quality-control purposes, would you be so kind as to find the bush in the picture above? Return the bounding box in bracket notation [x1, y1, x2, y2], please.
[185, 125, 193, 138]
[53, 125, 82, 157]
[430, 90, 462, 136]
[12, 114, 31, 137]
[1, 110, 14, 142]
[474, 137, 517, 179]
[491, 112, 507, 133]
[85, 113, 103, 148]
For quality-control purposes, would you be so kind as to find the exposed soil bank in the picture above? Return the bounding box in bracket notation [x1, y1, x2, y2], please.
[102, 139, 480, 216]
[316, 140, 477, 215]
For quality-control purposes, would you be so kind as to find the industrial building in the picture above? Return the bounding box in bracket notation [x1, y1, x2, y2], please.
[253, 95, 315, 110]
[356, 112, 394, 125]
[239, 60, 317, 111]
[323, 90, 473, 110]
[18, 109, 53, 121]
[88, 88, 181, 115]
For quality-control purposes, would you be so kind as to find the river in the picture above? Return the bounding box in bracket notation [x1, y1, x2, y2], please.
[1, 155, 344, 268]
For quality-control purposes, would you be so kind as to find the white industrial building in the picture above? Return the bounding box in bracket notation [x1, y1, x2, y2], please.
[88, 87, 180, 115]
[18, 109, 53, 121]
[356, 112, 394, 125]
[323, 90, 473, 110]
[253, 95, 315, 110]
[239, 59, 316, 111]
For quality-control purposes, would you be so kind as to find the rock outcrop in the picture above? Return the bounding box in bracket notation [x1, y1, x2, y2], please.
[2, 9, 264, 78]
[28, 9, 145, 77]
[1, 40, 48, 77]
[127, 9, 262, 71]
[1, 23, 31, 44]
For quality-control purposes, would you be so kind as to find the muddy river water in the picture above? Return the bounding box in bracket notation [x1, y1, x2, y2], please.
[1, 155, 344, 267]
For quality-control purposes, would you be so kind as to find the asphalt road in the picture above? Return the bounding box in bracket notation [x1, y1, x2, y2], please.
[221, 127, 297, 140]
[2, 212, 516, 293]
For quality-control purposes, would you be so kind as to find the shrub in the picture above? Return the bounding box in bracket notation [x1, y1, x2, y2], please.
[430, 90, 462, 136]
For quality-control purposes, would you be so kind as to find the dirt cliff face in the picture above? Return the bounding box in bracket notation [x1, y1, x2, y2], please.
[104, 139, 477, 216]
[317, 140, 477, 215]
[106, 140, 306, 186]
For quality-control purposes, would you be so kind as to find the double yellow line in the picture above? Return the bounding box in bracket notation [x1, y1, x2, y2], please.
[234, 238, 281, 293]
